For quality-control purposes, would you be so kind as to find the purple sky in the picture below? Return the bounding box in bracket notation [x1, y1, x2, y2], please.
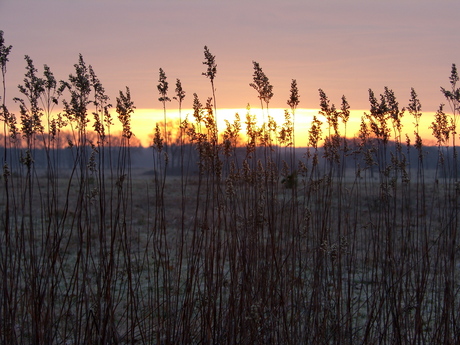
[1, 0, 460, 113]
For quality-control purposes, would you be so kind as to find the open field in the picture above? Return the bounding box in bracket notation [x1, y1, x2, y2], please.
[1, 157, 460, 344]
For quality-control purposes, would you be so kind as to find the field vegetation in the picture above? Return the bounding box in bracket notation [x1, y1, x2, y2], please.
[1, 30, 460, 344]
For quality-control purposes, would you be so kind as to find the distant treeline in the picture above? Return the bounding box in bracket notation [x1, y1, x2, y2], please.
[0, 139, 450, 175]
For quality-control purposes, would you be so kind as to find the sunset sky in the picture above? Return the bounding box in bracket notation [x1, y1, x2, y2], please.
[1, 0, 460, 146]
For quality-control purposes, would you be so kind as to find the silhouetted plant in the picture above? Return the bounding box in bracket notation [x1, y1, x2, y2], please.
[0, 30, 15, 153]
[441, 63, 460, 116]
[440, 64, 460, 179]
[286, 79, 300, 166]
[117, 86, 135, 140]
[408, 88, 422, 151]
[287, 79, 300, 113]
[173, 78, 185, 126]
[61, 54, 92, 139]
[0, 29, 14, 345]
[339, 95, 350, 140]
[90, 64, 112, 143]
[15, 56, 45, 140]
[366, 88, 391, 144]
[250, 61, 273, 115]
[157, 67, 171, 147]
[0, 30, 12, 116]
[173, 78, 186, 171]
[202, 45, 217, 115]
[319, 89, 342, 167]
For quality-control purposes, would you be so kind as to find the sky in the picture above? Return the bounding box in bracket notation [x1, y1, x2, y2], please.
[1, 0, 460, 146]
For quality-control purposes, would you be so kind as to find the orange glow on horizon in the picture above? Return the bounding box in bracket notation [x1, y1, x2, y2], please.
[27, 107, 440, 148]
[129, 108, 439, 147]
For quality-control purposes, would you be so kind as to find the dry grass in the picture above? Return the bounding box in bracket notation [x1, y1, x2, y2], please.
[2, 164, 458, 344]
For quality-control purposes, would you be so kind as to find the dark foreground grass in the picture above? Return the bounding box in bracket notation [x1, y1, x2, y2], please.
[1, 144, 459, 344]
